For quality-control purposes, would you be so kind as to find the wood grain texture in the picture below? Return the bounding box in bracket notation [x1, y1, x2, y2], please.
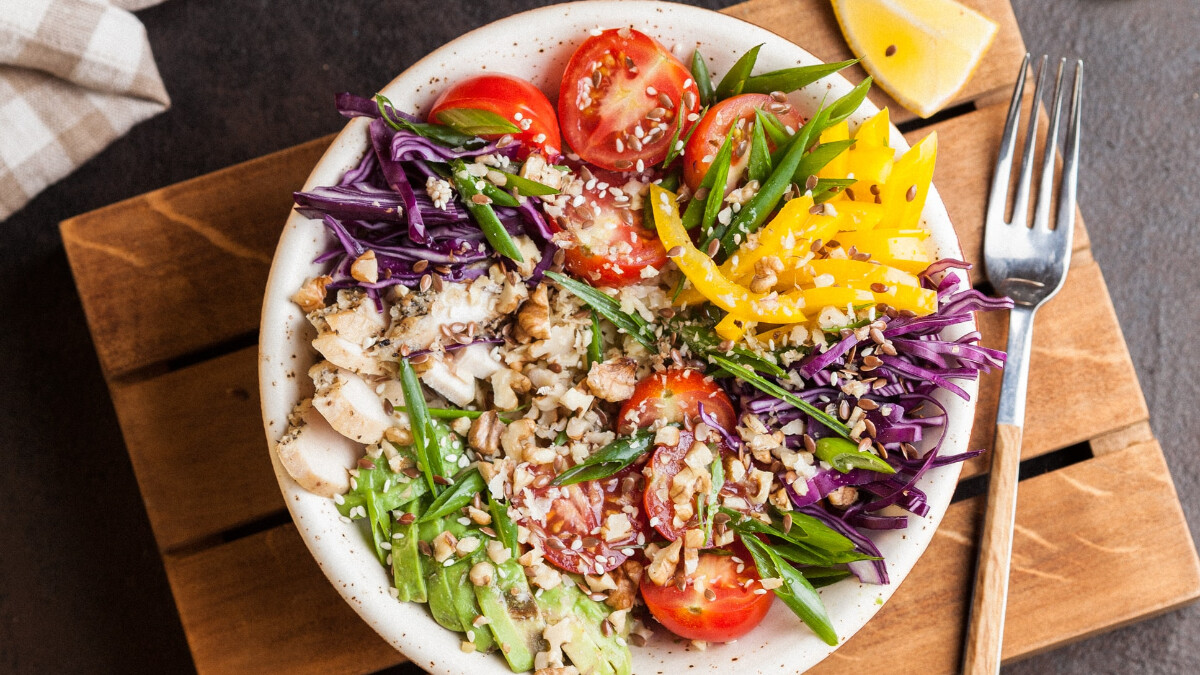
[108, 347, 284, 551]
[159, 438, 1199, 675]
[60, 135, 333, 378]
[960, 251, 1149, 480]
[806, 438, 1200, 674]
[164, 524, 406, 675]
[726, 0, 1027, 124]
[963, 423, 1023, 674]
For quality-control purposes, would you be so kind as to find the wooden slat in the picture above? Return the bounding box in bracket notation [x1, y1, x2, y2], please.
[60, 136, 332, 378]
[108, 347, 283, 551]
[959, 250, 1149, 480]
[159, 435, 1200, 675]
[164, 524, 405, 675]
[727, 0, 1027, 124]
[808, 437, 1200, 673]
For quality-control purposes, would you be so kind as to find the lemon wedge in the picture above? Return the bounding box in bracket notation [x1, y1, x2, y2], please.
[832, 0, 999, 118]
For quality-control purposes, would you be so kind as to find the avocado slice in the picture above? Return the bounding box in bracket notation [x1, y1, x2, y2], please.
[571, 583, 633, 675]
[537, 583, 619, 675]
[474, 558, 546, 672]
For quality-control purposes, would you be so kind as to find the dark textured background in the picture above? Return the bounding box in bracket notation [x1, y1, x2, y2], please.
[1, 0, 1196, 673]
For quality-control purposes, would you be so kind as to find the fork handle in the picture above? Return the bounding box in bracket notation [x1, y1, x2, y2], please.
[963, 305, 1037, 674]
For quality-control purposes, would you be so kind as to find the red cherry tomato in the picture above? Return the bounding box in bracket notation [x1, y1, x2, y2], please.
[429, 73, 561, 158]
[640, 545, 774, 642]
[682, 93, 805, 192]
[558, 28, 701, 171]
[618, 367, 736, 433]
[552, 165, 667, 287]
[513, 467, 648, 575]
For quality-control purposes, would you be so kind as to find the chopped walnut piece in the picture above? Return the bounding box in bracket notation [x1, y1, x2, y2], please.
[646, 538, 683, 586]
[828, 485, 859, 508]
[585, 357, 639, 402]
[291, 275, 332, 312]
[468, 410, 504, 456]
[500, 418, 537, 461]
[350, 249, 379, 283]
[516, 283, 552, 341]
[469, 561, 495, 586]
[606, 559, 644, 610]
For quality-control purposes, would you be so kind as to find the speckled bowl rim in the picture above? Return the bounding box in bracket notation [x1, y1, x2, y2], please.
[259, 2, 977, 673]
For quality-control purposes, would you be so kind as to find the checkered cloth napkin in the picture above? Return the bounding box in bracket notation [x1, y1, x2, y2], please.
[0, 0, 169, 220]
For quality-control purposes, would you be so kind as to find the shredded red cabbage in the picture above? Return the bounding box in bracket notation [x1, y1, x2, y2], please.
[731, 263, 1013, 584]
[293, 94, 555, 306]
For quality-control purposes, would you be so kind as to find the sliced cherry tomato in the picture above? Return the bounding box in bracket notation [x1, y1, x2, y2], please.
[682, 93, 805, 192]
[558, 28, 700, 171]
[429, 73, 561, 158]
[513, 467, 648, 575]
[553, 165, 666, 286]
[618, 367, 736, 433]
[640, 544, 774, 642]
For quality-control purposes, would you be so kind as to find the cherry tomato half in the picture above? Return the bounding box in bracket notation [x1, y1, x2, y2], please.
[553, 166, 667, 286]
[682, 93, 805, 192]
[640, 545, 774, 642]
[558, 28, 700, 171]
[513, 467, 648, 575]
[429, 73, 561, 158]
[618, 367, 737, 433]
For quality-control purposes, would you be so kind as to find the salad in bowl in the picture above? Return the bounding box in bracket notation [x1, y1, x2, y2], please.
[260, 3, 1009, 673]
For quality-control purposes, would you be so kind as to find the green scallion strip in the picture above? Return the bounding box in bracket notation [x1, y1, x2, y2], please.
[497, 170, 560, 196]
[434, 107, 521, 136]
[792, 138, 856, 185]
[710, 355, 852, 439]
[740, 58, 859, 95]
[683, 127, 734, 233]
[755, 107, 789, 147]
[701, 455, 724, 544]
[747, 115, 772, 184]
[715, 44, 762, 100]
[399, 358, 441, 495]
[691, 50, 716, 106]
[375, 94, 479, 148]
[488, 493, 520, 559]
[587, 311, 604, 368]
[551, 429, 656, 487]
[449, 159, 524, 262]
[740, 534, 838, 646]
[812, 178, 858, 203]
[814, 437, 895, 474]
[544, 271, 657, 349]
[482, 183, 520, 208]
[700, 134, 734, 239]
[418, 468, 486, 522]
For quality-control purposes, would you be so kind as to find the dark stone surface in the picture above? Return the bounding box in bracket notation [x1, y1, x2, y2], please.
[0, 1, 1194, 673]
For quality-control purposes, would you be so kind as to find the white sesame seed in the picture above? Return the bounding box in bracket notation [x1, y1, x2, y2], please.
[646, 86, 657, 96]
[636, 159, 645, 172]
[514, 112, 524, 121]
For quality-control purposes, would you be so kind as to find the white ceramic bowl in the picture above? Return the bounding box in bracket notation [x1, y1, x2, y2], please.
[259, 2, 976, 673]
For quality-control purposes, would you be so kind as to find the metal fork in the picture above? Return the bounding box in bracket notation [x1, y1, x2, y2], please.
[962, 54, 1083, 674]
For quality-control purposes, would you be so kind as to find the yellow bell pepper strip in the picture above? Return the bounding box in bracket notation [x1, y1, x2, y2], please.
[834, 229, 933, 273]
[844, 146, 895, 186]
[651, 184, 809, 323]
[829, 200, 885, 231]
[872, 283, 938, 315]
[878, 131, 937, 229]
[775, 258, 921, 290]
[723, 197, 840, 283]
[854, 107, 891, 148]
[800, 286, 876, 311]
[817, 120, 850, 180]
[715, 314, 753, 342]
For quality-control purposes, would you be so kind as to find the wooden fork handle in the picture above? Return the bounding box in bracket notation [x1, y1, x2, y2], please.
[963, 423, 1024, 674]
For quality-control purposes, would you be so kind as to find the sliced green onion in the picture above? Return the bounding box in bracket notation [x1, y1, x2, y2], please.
[740, 534, 839, 646]
[814, 437, 896, 474]
[375, 94, 480, 148]
[488, 493, 520, 559]
[545, 271, 657, 350]
[691, 50, 716, 106]
[587, 311, 604, 368]
[399, 358, 441, 495]
[418, 467, 486, 522]
[755, 107, 789, 147]
[497, 170, 560, 196]
[740, 59, 859, 95]
[812, 178, 858, 204]
[793, 139, 856, 185]
[551, 429, 655, 486]
[715, 44, 763, 100]
[747, 115, 772, 184]
[434, 107, 521, 136]
[449, 159, 524, 262]
[709, 355, 852, 439]
[700, 133, 734, 239]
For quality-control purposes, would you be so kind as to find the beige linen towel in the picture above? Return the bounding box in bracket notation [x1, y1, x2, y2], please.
[0, 0, 170, 220]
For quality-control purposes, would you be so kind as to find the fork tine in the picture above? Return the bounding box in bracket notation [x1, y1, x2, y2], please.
[986, 54, 1030, 229]
[1008, 55, 1048, 228]
[1033, 59, 1068, 233]
[1055, 60, 1083, 243]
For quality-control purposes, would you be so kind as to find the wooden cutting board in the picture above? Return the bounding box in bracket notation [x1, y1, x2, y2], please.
[59, 0, 1200, 673]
